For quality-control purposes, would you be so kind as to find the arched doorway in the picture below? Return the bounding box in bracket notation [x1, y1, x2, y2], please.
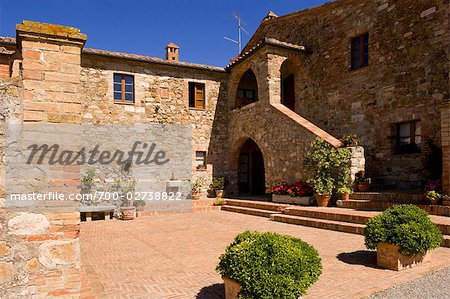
[238, 139, 265, 195]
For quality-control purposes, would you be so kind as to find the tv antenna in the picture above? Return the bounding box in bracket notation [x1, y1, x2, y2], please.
[224, 14, 249, 54]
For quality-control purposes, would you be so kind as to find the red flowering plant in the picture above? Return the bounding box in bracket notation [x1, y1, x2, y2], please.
[340, 134, 359, 147]
[271, 181, 313, 197]
[287, 181, 314, 197]
[270, 181, 290, 195]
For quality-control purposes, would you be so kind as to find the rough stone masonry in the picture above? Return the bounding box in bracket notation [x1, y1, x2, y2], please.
[0, 0, 449, 297]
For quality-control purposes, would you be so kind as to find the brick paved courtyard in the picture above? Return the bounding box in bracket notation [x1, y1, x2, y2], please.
[80, 211, 450, 299]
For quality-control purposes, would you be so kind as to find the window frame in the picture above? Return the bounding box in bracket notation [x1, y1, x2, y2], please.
[113, 73, 135, 104]
[394, 120, 421, 155]
[195, 151, 207, 170]
[350, 33, 369, 70]
[188, 82, 206, 110]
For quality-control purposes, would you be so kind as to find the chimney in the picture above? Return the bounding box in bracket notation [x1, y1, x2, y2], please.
[165, 43, 179, 62]
[262, 11, 278, 22]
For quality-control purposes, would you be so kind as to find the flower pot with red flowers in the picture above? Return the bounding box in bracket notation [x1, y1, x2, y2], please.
[355, 170, 371, 192]
[425, 191, 441, 205]
[271, 180, 314, 205]
[442, 195, 450, 206]
[340, 134, 360, 147]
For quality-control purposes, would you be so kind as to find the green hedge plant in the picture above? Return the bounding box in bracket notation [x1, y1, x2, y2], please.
[216, 231, 322, 299]
[364, 205, 443, 255]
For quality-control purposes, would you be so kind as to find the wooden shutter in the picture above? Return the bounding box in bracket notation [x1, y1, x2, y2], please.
[194, 84, 205, 109]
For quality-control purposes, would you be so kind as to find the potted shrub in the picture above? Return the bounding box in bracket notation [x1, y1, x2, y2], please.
[211, 177, 226, 198]
[303, 138, 351, 207]
[364, 205, 442, 271]
[425, 190, 441, 205]
[355, 170, 371, 192]
[133, 199, 146, 212]
[337, 186, 352, 201]
[214, 197, 225, 206]
[442, 195, 450, 206]
[216, 231, 322, 299]
[191, 178, 205, 200]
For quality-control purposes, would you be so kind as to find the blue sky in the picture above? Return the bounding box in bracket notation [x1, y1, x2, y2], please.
[0, 0, 329, 66]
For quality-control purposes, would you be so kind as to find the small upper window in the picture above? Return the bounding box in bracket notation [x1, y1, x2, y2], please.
[195, 151, 207, 170]
[114, 74, 134, 103]
[351, 33, 369, 70]
[189, 82, 205, 109]
[394, 121, 421, 154]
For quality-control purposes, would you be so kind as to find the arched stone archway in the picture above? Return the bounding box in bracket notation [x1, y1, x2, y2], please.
[237, 139, 265, 195]
[235, 69, 259, 108]
[280, 59, 297, 111]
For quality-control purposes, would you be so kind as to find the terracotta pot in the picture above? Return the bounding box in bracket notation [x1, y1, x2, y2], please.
[341, 193, 350, 201]
[443, 200, 450, 206]
[207, 189, 216, 198]
[429, 199, 439, 205]
[314, 194, 331, 207]
[120, 207, 135, 220]
[222, 276, 241, 299]
[192, 191, 200, 200]
[215, 189, 224, 198]
[377, 242, 431, 271]
[135, 205, 144, 212]
[357, 182, 370, 192]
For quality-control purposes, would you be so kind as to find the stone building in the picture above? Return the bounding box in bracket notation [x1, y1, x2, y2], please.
[0, 0, 449, 296]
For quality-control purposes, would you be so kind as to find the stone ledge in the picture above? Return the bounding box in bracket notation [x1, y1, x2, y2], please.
[16, 20, 87, 43]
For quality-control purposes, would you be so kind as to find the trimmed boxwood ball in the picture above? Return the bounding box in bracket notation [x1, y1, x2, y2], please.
[216, 231, 322, 299]
[364, 205, 443, 255]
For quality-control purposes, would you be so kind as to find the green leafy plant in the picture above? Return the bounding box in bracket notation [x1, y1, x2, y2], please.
[303, 138, 351, 195]
[355, 170, 370, 183]
[339, 134, 359, 147]
[217, 231, 322, 299]
[133, 200, 146, 207]
[364, 205, 443, 255]
[214, 198, 225, 206]
[337, 186, 352, 195]
[80, 167, 96, 193]
[425, 190, 441, 203]
[210, 176, 226, 190]
[191, 177, 205, 192]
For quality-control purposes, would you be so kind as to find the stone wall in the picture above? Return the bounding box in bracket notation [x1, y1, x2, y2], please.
[79, 54, 229, 189]
[442, 102, 450, 195]
[243, 0, 449, 189]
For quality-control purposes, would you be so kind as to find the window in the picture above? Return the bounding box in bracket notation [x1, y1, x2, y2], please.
[394, 121, 421, 154]
[189, 82, 205, 109]
[195, 151, 207, 170]
[114, 74, 134, 103]
[351, 33, 369, 70]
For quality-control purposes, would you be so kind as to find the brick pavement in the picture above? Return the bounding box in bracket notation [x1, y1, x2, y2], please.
[80, 211, 450, 299]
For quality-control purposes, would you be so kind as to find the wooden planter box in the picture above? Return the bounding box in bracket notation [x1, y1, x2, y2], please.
[222, 276, 241, 299]
[272, 194, 313, 206]
[377, 243, 431, 271]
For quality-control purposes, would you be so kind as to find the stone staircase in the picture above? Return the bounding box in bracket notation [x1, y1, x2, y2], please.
[340, 192, 450, 217]
[221, 199, 450, 248]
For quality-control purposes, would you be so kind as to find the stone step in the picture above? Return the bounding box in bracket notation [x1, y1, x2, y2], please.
[339, 200, 450, 217]
[221, 205, 282, 218]
[350, 192, 425, 202]
[224, 199, 287, 212]
[285, 206, 373, 225]
[272, 214, 450, 248]
[272, 214, 365, 235]
[286, 206, 450, 235]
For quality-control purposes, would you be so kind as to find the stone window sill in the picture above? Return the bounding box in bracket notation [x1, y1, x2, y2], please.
[189, 107, 206, 111]
[114, 101, 135, 106]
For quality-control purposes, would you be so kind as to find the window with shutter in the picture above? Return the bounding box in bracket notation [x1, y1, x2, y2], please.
[188, 82, 205, 109]
[113, 73, 134, 104]
[351, 33, 369, 70]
